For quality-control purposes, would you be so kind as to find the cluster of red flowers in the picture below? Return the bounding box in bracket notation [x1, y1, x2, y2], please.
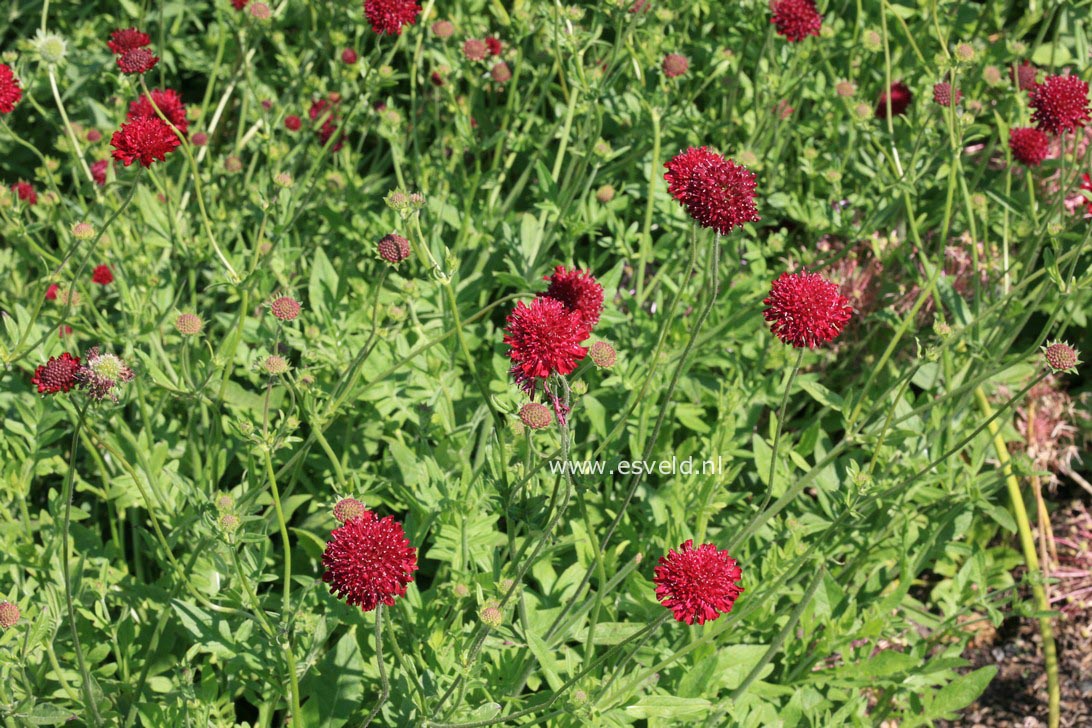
[309, 95, 345, 151]
[1003, 69, 1090, 173]
[504, 266, 604, 403]
[664, 146, 760, 235]
[108, 27, 158, 75]
[875, 81, 913, 119]
[30, 347, 133, 402]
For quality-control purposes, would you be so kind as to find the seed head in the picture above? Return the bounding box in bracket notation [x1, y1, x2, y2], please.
[333, 497, 368, 523]
[72, 222, 95, 240]
[1043, 341, 1080, 373]
[519, 402, 552, 430]
[270, 295, 302, 321]
[0, 601, 19, 629]
[174, 313, 203, 336]
[479, 600, 503, 628]
[432, 20, 454, 38]
[595, 184, 615, 203]
[218, 514, 240, 533]
[262, 355, 289, 376]
[377, 233, 412, 264]
[662, 53, 689, 78]
[588, 341, 616, 368]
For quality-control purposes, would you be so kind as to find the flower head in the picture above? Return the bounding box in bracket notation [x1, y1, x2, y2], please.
[432, 20, 454, 38]
[543, 266, 604, 328]
[519, 402, 553, 430]
[31, 352, 81, 395]
[128, 88, 189, 135]
[262, 355, 289, 376]
[377, 233, 412, 264]
[333, 497, 368, 523]
[107, 27, 151, 54]
[771, 0, 822, 42]
[1043, 341, 1080, 373]
[1011, 60, 1038, 92]
[309, 97, 344, 151]
[270, 295, 302, 321]
[76, 347, 134, 402]
[875, 81, 912, 118]
[33, 30, 68, 65]
[117, 47, 159, 75]
[763, 270, 853, 348]
[11, 181, 37, 206]
[111, 116, 180, 167]
[0, 601, 19, 629]
[45, 284, 59, 301]
[175, 313, 204, 335]
[588, 341, 616, 368]
[285, 114, 302, 131]
[673, 151, 761, 235]
[322, 509, 418, 611]
[479, 600, 503, 627]
[463, 38, 488, 61]
[653, 540, 743, 625]
[1008, 127, 1049, 167]
[932, 81, 962, 107]
[664, 146, 720, 202]
[92, 265, 113, 285]
[491, 62, 512, 84]
[342, 48, 359, 65]
[504, 296, 591, 394]
[0, 64, 23, 114]
[1030, 74, 1091, 134]
[363, 0, 421, 36]
[91, 159, 109, 186]
[662, 53, 689, 78]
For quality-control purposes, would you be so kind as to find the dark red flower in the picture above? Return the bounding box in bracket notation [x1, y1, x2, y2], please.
[771, 0, 822, 42]
[463, 38, 487, 61]
[322, 509, 418, 611]
[485, 36, 503, 56]
[662, 53, 689, 78]
[653, 540, 743, 625]
[11, 181, 37, 206]
[932, 82, 961, 107]
[92, 265, 113, 285]
[875, 81, 912, 118]
[664, 146, 720, 202]
[86, 129, 102, 143]
[504, 296, 591, 394]
[117, 48, 159, 75]
[1030, 74, 1091, 135]
[0, 64, 23, 114]
[1008, 126, 1049, 167]
[377, 233, 412, 264]
[91, 159, 109, 186]
[107, 28, 151, 55]
[284, 115, 301, 131]
[678, 154, 761, 235]
[309, 98, 344, 151]
[111, 116, 181, 167]
[763, 270, 853, 348]
[232, 0, 249, 9]
[363, 0, 421, 36]
[31, 352, 81, 395]
[543, 266, 604, 328]
[342, 48, 359, 65]
[1011, 60, 1038, 92]
[45, 284, 59, 301]
[128, 88, 189, 135]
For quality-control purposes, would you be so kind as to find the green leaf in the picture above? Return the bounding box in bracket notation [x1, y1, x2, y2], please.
[308, 246, 340, 318]
[797, 379, 843, 412]
[624, 696, 712, 719]
[927, 666, 997, 719]
[24, 702, 76, 725]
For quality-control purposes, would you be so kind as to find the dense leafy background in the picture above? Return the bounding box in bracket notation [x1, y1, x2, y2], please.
[2, 0, 1091, 726]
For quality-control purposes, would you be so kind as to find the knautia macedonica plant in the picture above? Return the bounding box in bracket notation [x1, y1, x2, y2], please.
[2, 1, 1090, 727]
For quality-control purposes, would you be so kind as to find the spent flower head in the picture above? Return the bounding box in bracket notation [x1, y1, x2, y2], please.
[1043, 341, 1080, 373]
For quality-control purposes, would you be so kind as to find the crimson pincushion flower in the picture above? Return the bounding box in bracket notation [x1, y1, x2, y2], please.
[676, 153, 761, 235]
[322, 509, 418, 611]
[543, 265, 604, 328]
[875, 81, 912, 118]
[662, 53, 689, 78]
[1008, 126, 1049, 167]
[1029, 74, 1091, 134]
[504, 296, 591, 394]
[0, 64, 23, 114]
[485, 36, 503, 56]
[92, 265, 113, 285]
[11, 181, 37, 206]
[117, 47, 159, 75]
[129, 88, 189, 136]
[664, 146, 720, 202]
[111, 116, 180, 167]
[932, 82, 961, 107]
[91, 159, 109, 186]
[653, 540, 744, 625]
[309, 97, 344, 151]
[31, 352, 81, 395]
[363, 0, 421, 36]
[107, 27, 151, 54]
[1011, 60, 1038, 92]
[763, 270, 853, 348]
[771, 0, 822, 42]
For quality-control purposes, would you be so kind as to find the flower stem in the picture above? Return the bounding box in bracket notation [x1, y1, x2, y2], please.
[60, 403, 103, 725]
[362, 605, 390, 728]
[758, 349, 804, 514]
[973, 386, 1059, 728]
